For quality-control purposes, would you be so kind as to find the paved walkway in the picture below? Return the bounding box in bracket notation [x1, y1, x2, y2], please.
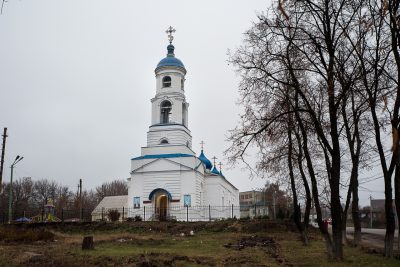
[346, 227, 399, 250]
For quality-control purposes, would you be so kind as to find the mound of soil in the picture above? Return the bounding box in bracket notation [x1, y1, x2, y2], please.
[224, 235, 293, 267]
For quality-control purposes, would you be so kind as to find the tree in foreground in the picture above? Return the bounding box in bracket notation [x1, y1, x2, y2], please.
[227, 0, 400, 259]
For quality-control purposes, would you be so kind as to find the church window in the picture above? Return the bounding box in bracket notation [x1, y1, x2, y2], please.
[133, 197, 140, 209]
[160, 138, 169, 144]
[184, 194, 191, 207]
[162, 76, 172, 87]
[181, 78, 184, 90]
[160, 100, 172, 123]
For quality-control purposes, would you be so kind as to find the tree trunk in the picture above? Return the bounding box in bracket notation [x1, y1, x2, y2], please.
[384, 170, 395, 257]
[352, 172, 361, 246]
[294, 105, 333, 255]
[394, 164, 400, 252]
[82, 236, 94, 250]
[295, 129, 312, 230]
[287, 118, 308, 246]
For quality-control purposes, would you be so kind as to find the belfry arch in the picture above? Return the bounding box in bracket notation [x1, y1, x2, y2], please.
[160, 100, 172, 124]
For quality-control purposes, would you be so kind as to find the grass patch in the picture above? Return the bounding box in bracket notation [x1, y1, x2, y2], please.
[0, 221, 399, 266]
[72, 232, 276, 266]
[280, 232, 400, 267]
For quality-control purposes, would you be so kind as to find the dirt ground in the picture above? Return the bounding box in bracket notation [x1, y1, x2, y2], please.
[0, 220, 398, 267]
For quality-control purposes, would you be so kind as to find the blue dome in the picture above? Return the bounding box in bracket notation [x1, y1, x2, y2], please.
[157, 57, 185, 69]
[199, 150, 212, 170]
[156, 44, 186, 71]
[211, 166, 220, 175]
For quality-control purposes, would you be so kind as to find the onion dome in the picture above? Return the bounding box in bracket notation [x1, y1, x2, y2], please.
[199, 150, 212, 170]
[155, 44, 186, 72]
[211, 166, 220, 175]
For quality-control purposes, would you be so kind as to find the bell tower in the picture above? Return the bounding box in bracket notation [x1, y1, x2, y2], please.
[145, 27, 192, 151]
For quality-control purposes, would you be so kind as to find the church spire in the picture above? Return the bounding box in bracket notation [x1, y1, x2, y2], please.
[219, 161, 225, 177]
[198, 141, 212, 170]
[211, 156, 220, 175]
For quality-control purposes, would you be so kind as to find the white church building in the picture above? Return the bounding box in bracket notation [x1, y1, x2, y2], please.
[123, 28, 239, 221]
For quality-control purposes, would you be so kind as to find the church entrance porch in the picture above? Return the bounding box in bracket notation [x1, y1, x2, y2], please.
[155, 194, 168, 221]
[149, 188, 172, 221]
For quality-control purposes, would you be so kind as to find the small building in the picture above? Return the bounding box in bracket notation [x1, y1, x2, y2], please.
[91, 195, 128, 221]
[239, 191, 268, 218]
[367, 199, 398, 228]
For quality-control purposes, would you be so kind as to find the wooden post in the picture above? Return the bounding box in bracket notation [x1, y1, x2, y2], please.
[0, 128, 8, 189]
[82, 236, 94, 250]
[186, 205, 189, 222]
[232, 204, 234, 219]
[143, 206, 146, 222]
[209, 205, 211, 221]
[122, 207, 124, 221]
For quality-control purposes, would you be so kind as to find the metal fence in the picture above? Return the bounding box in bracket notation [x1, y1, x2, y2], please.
[91, 205, 242, 222]
[0, 205, 271, 223]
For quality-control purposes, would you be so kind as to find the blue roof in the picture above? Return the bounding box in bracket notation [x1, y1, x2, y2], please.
[131, 153, 193, 160]
[198, 150, 212, 170]
[156, 44, 186, 71]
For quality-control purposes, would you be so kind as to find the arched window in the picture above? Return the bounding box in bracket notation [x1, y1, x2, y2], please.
[160, 139, 169, 144]
[160, 100, 172, 123]
[162, 76, 171, 87]
[181, 78, 184, 90]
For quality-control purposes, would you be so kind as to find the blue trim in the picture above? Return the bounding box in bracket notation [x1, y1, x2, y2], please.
[131, 153, 193, 160]
[148, 188, 172, 200]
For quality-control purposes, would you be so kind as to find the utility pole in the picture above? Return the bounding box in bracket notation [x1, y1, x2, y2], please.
[370, 195, 373, 228]
[0, 127, 8, 188]
[8, 155, 23, 223]
[79, 179, 82, 220]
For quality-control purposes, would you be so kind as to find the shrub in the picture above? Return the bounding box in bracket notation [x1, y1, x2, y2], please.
[0, 227, 54, 242]
[134, 215, 142, 222]
[107, 209, 120, 222]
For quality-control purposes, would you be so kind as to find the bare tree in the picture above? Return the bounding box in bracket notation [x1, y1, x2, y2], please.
[95, 180, 128, 201]
[227, 0, 371, 260]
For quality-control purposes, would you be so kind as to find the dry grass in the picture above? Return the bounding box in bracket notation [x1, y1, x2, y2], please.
[0, 221, 398, 266]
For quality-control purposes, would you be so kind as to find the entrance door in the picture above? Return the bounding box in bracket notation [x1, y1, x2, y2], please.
[159, 195, 167, 221]
[155, 194, 168, 221]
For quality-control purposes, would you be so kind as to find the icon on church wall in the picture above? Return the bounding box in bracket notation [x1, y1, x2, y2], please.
[184, 194, 191, 207]
[133, 197, 140, 209]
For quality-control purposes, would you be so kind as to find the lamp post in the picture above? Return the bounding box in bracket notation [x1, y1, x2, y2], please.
[8, 155, 23, 223]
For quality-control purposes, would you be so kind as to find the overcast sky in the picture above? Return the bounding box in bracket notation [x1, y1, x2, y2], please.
[0, 0, 385, 206]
